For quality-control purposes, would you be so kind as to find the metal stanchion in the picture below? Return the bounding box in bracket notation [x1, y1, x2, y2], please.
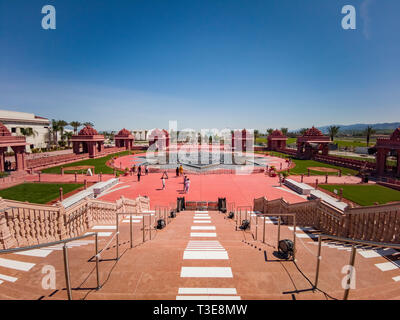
[149, 213, 152, 240]
[116, 212, 119, 260]
[255, 216, 258, 240]
[314, 235, 322, 289]
[130, 214, 133, 248]
[277, 216, 281, 249]
[293, 216, 297, 261]
[263, 216, 266, 244]
[142, 213, 145, 243]
[343, 245, 357, 300]
[63, 244, 72, 300]
[95, 233, 100, 290]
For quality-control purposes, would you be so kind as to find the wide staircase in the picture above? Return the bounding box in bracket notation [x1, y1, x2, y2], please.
[1, 205, 399, 300]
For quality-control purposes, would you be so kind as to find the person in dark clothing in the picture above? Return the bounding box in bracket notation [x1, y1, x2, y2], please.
[137, 171, 141, 182]
[176, 166, 179, 177]
[138, 165, 142, 175]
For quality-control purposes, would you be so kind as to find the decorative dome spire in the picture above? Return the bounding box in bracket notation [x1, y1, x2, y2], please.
[271, 129, 284, 136]
[78, 125, 98, 136]
[390, 127, 400, 141]
[117, 128, 131, 136]
[303, 126, 323, 137]
[0, 122, 11, 136]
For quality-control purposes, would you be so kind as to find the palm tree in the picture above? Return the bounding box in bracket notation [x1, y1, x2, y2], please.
[64, 131, 73, 147]
[57, 120, 69, 142]
[328, 125, 340, 141]
[83, 121, 94, 127]
[280, 128, 288, 136]
[299, 128, 307, 135]
[365, 126, 376, 146]
[51, 119, 61, 146]
[69, 121, 81, 134]
[267, 128, 274, 136]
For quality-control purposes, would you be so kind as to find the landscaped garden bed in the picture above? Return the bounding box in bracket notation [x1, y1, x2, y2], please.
[319, 184, 400, 206]
[0, 183, 84, 204]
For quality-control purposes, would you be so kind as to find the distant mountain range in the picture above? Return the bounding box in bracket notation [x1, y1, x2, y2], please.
[317, 122, 400, 134]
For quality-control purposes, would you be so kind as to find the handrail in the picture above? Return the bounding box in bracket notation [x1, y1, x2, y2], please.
[0, 232, 99, 300]
[0, 232, 98, 254]
[318, 234, 400, 250]
[96, 231, 120, 260]
[314, 234, 400, 300]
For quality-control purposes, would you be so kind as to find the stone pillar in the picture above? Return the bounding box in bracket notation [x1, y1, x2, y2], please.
[12, 146, 26, 171]
[0, 148, 5, 172]
[0, 198, 17, 249]
[397, 150, 400, 177]
[88, 142, 96, 158]
[376, 148, 387, 176]
[59, 188, 63, 201]
[72, 141, 80, 155]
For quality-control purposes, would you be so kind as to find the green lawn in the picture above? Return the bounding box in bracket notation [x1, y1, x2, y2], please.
[320, 184, 400, 206]
[0, 183, 83, 204]
[42, 150, 134, 174]
[265, 151, 358, 175]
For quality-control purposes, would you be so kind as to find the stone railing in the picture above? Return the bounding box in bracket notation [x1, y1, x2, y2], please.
[0, 195, 151, 249]
[253, 197, 400, 243]
[26, 147, 127, 171]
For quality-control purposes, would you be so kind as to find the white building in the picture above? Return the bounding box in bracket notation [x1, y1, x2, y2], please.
[0, 109, 50, 151]
[131, 129, 148, 141]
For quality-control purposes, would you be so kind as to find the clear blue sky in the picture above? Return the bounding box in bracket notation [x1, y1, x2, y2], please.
[0, 0, 399, 132]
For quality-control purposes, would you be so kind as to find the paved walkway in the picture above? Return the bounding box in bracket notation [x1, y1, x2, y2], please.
[1, 210, 399, 300]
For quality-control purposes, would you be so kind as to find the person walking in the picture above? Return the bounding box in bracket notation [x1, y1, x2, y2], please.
[185, 178, 190, 193]
[161, 176, 165, 190]
[176, 166, 179, 177]
[137, 171, 141, 182]
[145, 165, 149, 175]
[179, 165, 183, 176]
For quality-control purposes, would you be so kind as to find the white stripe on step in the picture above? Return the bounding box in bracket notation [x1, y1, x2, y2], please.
[0, 274, 17, 282]
[0, 280, 2, 285]
[191, 226, 216, 230]
[178, 288, 237, 294]
[190, 233, 217, 237]
[194, 221, 211, 224]
[193, 217, 211, 220]
[288, 226, 318, 232]
[14, 249, 53, 258]
[180, 267, 233, 278]
[176, 296, 241, 300]
[122, 220, 141, 223]
[85, 232, 112, 237]
[358, 248, 398, 259]
[0, 258, 35, 272]
[296, 233, 318, 239]
[125, 215, 143, 219]
[183, 251, 228, 260]
[195, 211, 209, 213]
[375, 262, 400, 271]
[393, 276, 400, 282]
[92, 226, 117, 230]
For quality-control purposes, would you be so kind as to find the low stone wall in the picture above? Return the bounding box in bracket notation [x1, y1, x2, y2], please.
[253, 196, 400, 243]
[0, 195, 150, 249]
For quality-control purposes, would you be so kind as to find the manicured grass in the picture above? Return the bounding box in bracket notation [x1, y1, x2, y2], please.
[265, 151, 358, 175]
[0, 183, 83, 204]
[320, 184, 400, 206]
[287, 138, 297, 145]
[42, 151, 134, 174]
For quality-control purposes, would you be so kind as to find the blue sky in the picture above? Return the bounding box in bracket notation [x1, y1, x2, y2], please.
[0, 0, 399, 131]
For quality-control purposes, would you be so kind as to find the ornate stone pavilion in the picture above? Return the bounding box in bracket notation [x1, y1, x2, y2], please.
[114, 128, 135, 150]
[71, 126, 105, 158]
[267, 129, 288, 151]
[296, 127, 331, 160]
[375, 127, 400, 177]
[232, 129, 253, 152]
[148, 129, 170, 150]
[0, 122, 27, 172]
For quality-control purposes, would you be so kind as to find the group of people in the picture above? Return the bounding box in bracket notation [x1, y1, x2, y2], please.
[131, 164, 149, 182]
[176, 165, 183, 177]
[3, 160, 12, 171]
